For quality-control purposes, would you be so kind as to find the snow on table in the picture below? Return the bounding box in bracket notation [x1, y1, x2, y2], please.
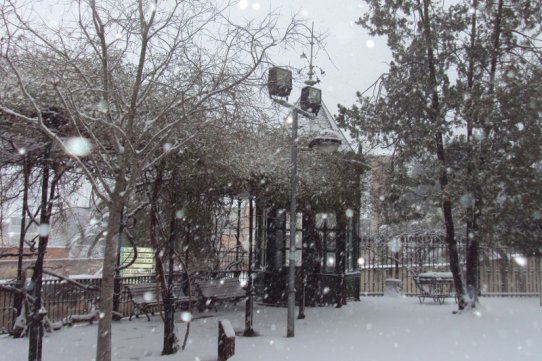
[415, 272, 455, 304]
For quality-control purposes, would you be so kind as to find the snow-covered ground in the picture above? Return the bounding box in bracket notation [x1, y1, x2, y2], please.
[1, 296, 541, 361]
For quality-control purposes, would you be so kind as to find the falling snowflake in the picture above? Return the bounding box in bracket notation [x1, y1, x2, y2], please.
[39, 223, 50, 237]
[143, 291, 155, 302]
[238, 0, 248, 10]
[175, 209, 186, 219]
[96, 99, 109, 113]
[286, 115, 293, 124]
[387, 238, 401, 253]
[513, 255, 527, 267]
[65, 137, 93, 157]
[460, 193, 475, 208]
[366, 39, 375, 48]
[180, 311, 192, 322]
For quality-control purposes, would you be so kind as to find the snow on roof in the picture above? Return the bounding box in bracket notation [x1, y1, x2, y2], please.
[293, 98, 355, 153]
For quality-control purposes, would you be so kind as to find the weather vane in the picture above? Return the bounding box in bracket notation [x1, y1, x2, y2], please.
[299, 22, 325, 87]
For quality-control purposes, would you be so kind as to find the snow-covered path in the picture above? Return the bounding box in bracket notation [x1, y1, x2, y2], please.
[1, 297, 540, 361]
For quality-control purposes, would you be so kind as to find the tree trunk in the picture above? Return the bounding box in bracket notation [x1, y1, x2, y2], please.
[162, 294, 178, 354]
[95, 197, 123, 361]
[465, 0, 504, 308]
[28, 146, 65, 360]
[419, 0, 466, 309]
[464, 0, 480, 308]
[162, 208, 179, 355]
[440, 160, 466, 310]
[28, 149, 50, 361]
[146, 166, 179, 355]
[466, 224, 480, 302]
[14, 155, 30, 327]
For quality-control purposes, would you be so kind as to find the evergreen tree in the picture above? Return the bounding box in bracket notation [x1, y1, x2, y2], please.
[339, 0, 541, 309]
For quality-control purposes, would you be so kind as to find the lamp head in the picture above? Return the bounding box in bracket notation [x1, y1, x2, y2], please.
[300, 86, 321, 115]
[267, 67, 292, 97]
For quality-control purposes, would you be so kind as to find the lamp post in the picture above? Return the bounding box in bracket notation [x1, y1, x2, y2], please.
[287, 107, 299, 337]
[268, 65, 340, 337]
[243, 194, 256, 336]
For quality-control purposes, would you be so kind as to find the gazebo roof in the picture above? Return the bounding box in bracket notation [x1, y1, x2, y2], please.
[293, 98, 355, 153]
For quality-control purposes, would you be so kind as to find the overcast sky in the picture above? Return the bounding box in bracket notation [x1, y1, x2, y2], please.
[32, 0, 391, 116]
[233, 0, 392, 114]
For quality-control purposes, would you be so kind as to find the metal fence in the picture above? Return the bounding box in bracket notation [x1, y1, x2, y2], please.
[2, 239, 539, 335]
[0, 271, 244, 335]
[359, 235, 541, 296]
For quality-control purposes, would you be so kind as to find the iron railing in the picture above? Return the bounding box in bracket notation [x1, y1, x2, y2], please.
[0, 271, 246, 335]
[1, 241, 539, 334]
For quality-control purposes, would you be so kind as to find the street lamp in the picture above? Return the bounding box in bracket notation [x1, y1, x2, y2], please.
[300, 86, 322, 115]
[243, 193, 256, 337]
[267, 66, 340, 337]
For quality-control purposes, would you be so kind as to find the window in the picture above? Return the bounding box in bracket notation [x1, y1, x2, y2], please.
[316, 212, 337, 272]
[9, 216, 21, 233]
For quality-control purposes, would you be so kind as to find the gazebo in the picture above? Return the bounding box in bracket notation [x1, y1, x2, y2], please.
[252, 100, 365, 308]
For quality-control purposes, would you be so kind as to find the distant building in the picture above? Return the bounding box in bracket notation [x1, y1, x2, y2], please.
[0, 205, 103, 279]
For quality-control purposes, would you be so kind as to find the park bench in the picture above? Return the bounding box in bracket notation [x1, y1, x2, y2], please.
[125, 283, 191, 321]
[414, 272, 456, 304]
[195, 278, 246, 312]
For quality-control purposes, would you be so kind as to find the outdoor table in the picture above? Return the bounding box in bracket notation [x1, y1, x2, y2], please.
[414, 272, 455, 304]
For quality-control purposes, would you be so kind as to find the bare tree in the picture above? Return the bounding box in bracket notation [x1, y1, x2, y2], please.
[1, 1, 306, 360]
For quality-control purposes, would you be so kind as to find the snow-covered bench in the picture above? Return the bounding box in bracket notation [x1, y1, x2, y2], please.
[125, 283, 191, 321]
[414, 272, 456, 304]
[195, 278, 246, 312]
